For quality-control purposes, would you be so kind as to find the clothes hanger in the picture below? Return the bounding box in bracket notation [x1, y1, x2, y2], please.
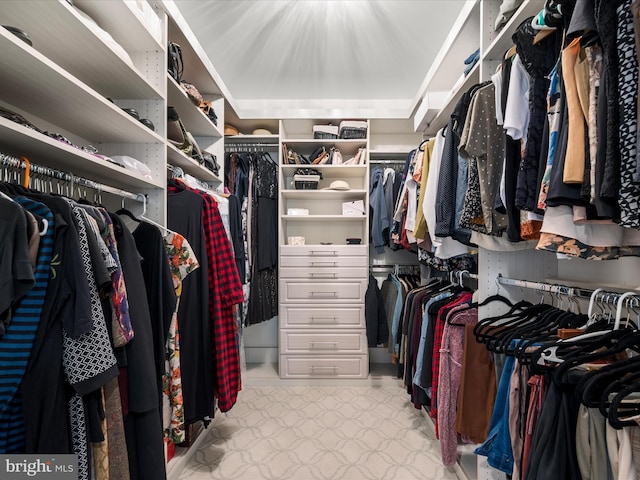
[504, 45, 517, 59]
[608, 383, 640, 429]
[533, 29, 555, 45]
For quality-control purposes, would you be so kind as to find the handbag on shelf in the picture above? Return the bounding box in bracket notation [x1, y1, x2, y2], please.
[180, 80, 203, 106]
[167, 106, 193, 156]
[167, 41, 183, 82]
[199, 100, 218, 126]
[202, 152, 220, 175]
[309, 146, 327, 165]
[330, 147, 342, 165]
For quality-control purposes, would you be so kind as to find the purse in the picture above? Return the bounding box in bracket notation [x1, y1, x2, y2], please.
[202, 152, 220, 175]
[309, 146, 326, 164]
[167, 106, 193, 155]
[199, 100, 218, 126]
[167, 42, 183, 82]
[330, 147, 342, 165]
[180, 80, 203, 106]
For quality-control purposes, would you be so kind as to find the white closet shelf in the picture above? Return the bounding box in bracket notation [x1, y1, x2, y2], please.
[423, 63, 480, 136]
[282, 139, 367, 152]
[281, 165, 368, 178]
[282, 215, 366, 222]
[167, 76, 222, 137]
[167, 143, 221, 184]
[0, 29, 164, 145]
[416, 0, 480, 94]
[73, 0, 163, 52]
[281, 189, 367, 200]
[0, 117, 164, 190]
[166, 13, 224, 96]
[0, 1, 163, 100]
[482, 0, 542, 62]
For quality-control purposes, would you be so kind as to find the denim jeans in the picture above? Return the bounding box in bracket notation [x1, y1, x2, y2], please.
[475, 355, 516, 475]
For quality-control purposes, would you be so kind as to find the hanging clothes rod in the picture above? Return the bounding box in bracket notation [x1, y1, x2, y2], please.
[369, 159, 406, 165]
[496, 275, 628, 301]
[0, 152, 145, 205]
[225, 143, 278, 151]
[166, 163, 212, 191]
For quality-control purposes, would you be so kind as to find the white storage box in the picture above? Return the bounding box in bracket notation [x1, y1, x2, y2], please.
[342, 200, 365, 216]
[287, 208, 310, 215]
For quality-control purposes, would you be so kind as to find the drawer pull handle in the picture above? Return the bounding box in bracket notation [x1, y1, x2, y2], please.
[310, 262, 337, 266]
[310, 341, 338, 349]
[310, 291, 338, 297]
[310, 366, 338, 373]
[310, 250, 337, 256]
[310, 316, 337, 323]
[310, 273, 337, 278]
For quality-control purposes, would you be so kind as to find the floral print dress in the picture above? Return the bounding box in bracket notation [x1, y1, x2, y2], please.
[163, 232, 200, 443]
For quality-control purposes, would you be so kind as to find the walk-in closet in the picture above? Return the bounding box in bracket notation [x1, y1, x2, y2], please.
[1, 1, 639, 479]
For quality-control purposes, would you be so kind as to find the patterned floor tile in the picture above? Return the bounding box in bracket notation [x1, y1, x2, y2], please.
[177, 384, 459, 480]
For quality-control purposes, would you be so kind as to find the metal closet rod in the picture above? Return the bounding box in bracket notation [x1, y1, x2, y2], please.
[369, 159, 406, 164]
[225, 142, 277, 150]
[497, 275, 625, 301]
[0, 152, 145, 204]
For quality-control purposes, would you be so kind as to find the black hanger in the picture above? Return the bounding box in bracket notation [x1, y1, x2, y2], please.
[608, 382, 640, 429]
[550, 328, 640, 385]
[115, 208, 141, 222]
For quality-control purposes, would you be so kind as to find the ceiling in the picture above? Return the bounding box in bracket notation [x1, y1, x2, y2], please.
[173, 0, 467, 122]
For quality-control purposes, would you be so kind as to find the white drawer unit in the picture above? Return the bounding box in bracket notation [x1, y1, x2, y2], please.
[279, 266, 367, 280]
[279, 279, 367, 303]
[280, 305, 365, 329]
[280, 245, 368, 257]
[279, 355, 369, 378]
[280, 255, 368, 268]
[280, 330, 367, 354]
[278, 120, 369, 379]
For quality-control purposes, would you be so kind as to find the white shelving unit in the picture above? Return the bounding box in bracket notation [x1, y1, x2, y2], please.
[0, 1, 230, 477]
[278, 119, 370, 379]
[411, 2, 555, 480]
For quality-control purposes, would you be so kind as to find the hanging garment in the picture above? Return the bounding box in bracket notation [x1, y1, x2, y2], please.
[162, 231, 199, 444]
[132, 222, 177, 405]
[0, 198, 52, 453]
[365, 275, 388, 347]
[167, 187, 212, 423]
[111, 214, 166, 480]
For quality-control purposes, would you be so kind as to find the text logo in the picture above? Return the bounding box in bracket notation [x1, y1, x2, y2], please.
[1, 455, 77, 479]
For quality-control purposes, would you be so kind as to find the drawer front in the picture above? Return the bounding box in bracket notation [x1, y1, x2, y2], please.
[280, 355, 369, 378]
[280, 305, 365, 328]
[280, 255, 368, 268]
[280, 266, 367, 280]
[280, 331, 367, 354]
[280, 279, 366, 303]
[281, 245, 367, 257]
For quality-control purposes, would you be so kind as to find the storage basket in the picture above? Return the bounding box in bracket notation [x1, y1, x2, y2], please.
[338, 120, 367, 139]
[313, 125, 339, 139]
[293, 174, 320, 190]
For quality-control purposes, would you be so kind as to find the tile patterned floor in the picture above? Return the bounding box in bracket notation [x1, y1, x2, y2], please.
[177, 377, 459, 480]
